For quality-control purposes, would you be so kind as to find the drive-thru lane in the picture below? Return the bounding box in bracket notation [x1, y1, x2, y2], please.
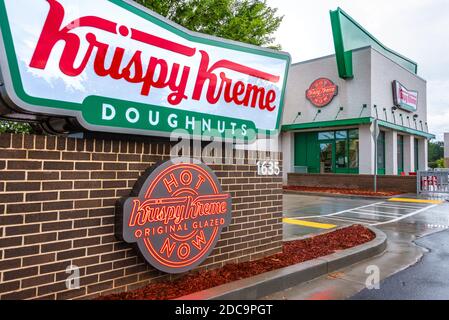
[263, 193, 449, 300]
[283, 193, 443, 240]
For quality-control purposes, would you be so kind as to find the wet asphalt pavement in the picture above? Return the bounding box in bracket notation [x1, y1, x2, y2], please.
[352, 228, 449, 300]
[262, 193, 449, 300]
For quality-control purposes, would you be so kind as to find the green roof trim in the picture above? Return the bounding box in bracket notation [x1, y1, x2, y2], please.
[282, 117, 372, 131]
[378, 120, 435, 140]
[282, 117, 435, 140]
[330, 8, 418, 79]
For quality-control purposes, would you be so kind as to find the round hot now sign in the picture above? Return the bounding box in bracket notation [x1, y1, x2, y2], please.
[306, 78, 338, 108]
[118, 158, 232, 274]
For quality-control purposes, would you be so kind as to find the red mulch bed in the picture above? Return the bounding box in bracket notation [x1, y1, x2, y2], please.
[284, 186, 401, 197]
[97, 225, 375, 300]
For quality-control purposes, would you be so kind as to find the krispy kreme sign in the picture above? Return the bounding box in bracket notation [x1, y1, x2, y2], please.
[0, 0, 290, 141]
[117, 158, 232, 274]
[306, 78, 338, 108]
[393, 80, 418, 112]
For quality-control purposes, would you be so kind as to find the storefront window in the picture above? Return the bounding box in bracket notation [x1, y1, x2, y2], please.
[336, 140, 348, 169]
[318, 132, 335, 140]
[296, 129, 359, 174]
[336, 131, 348, 140]
[397, 135, 404, 174]
[349, 138, 359, 169]
[349, 129, 359, 139]
[320, 143, 333, 173]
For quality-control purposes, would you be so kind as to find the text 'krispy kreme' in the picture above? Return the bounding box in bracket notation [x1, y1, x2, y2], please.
[0, 0, 290, 139]
[118, 159, 232, 274]
[30, 0, 279, 111]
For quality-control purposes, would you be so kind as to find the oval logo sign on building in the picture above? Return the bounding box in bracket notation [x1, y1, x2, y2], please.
[117, 158, 232, 274]
[306, 78, 338, 107]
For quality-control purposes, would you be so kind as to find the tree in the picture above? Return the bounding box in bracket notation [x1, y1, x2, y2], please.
[135, 0, 283, 49]
[0, 120, 33, 134]
[435, 158, 446, 169]
[428, 140, 444, 168]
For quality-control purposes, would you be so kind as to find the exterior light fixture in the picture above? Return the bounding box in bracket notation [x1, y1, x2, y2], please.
[293, 112, 302, 123]
[335, 107, 344, 120]
[359, 104, 368, 117]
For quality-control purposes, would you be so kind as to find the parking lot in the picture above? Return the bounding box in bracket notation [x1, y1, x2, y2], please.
[283, 193, 446, 240]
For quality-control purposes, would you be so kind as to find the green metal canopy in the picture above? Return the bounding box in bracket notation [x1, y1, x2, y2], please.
[282, 117, 435, 140]
[330, 8, 418, 79]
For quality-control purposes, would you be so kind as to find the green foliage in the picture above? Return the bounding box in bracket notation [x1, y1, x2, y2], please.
[134, 0, 283, 49]
[0, 120, 33, 134]
[428, 140, 444, 163]
[435, 158, 446, 169]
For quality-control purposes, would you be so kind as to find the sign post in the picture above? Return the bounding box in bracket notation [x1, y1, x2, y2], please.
[371, 119, 380, 193]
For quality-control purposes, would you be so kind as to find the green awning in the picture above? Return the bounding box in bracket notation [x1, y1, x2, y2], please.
[282, 117, 435, 140]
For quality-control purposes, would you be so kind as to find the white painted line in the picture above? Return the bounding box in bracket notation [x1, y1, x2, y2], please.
[376, 203, 429, 210]
[355, 208, 404, 216]
[371, 204, 439, 226]
[348, 211, 399, 219]
[322, 216, 371, 225]
[290, 202, 385, 220]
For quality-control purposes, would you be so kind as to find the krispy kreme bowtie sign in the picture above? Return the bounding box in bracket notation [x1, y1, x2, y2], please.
[117, 158, 232, 274]
[0, 0, 290, 141]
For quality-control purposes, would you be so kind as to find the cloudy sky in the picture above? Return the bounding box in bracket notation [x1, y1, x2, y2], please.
[267, 0, 449, 140]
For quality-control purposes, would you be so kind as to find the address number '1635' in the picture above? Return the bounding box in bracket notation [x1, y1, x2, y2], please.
[256, 161, 280, 176]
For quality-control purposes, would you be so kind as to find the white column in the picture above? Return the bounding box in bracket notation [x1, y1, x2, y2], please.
[385, 130, 398, 175]
[445, 133, 449, 168]
[359, 124, 375, 174]
[281, 132, 294, 185]
[403, 135, 415, 173]
[418, 138, 428, 171]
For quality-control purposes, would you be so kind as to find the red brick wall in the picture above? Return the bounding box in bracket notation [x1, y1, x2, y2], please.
[0, 133, 283, 300]
[288, 173, 417, 193]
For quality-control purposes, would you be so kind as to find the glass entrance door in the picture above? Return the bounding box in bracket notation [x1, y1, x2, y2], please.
[320, 143, 334, 173]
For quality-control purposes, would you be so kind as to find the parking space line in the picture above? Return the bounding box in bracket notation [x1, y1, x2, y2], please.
[290, 202, 385, 220]
[282, 218, 336, 230]
[323, 216, 371, 225]
[375, 204, 427, 210]
[371, 204, 439, 226]
[349, 211, 399, 219]
[355, 208, 403, 216]
[388, 198, 444, 205]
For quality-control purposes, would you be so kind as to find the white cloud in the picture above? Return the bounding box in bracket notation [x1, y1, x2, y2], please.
[268, 0, 449, 140]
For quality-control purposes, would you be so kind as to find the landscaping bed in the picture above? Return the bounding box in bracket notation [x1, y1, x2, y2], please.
[98, 224, 375, 300]
[284, 186, 401, 197]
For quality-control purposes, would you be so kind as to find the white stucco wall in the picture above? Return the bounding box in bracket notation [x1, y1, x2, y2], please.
[281, 46, 430, 178]
[282, 47, 372, 126]
[370, 49, 427, 127]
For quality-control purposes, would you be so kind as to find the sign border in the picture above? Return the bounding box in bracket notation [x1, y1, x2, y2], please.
[392, 80, 418, 113]
[305, 77, 338, 108]
[116, 157, 232, 274]
[0, 0, 291, 141]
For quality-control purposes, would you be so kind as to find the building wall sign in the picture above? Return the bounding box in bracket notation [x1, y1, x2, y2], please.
[0, 0, 291, 141]
[393, 80, 418, 112]
[118, 158, 232, 274]
[306, 78, 338, 108]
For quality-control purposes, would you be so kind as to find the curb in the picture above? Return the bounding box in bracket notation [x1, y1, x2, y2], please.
[283, 190, 400, 200]
[177, 227, 387, 300]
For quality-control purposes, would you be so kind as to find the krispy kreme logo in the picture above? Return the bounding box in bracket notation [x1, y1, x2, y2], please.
[306, 78, 338, 108]
[0, 0, 290, 140]
[118, 159, 232, 274]
[393, 80, 418, 112]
